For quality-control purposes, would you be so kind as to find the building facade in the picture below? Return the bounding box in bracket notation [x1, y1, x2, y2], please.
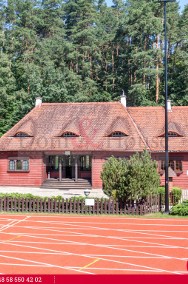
[0, 97, 188, 190]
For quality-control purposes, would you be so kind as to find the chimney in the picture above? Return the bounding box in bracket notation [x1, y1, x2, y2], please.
[35, 97, 42, 107]
[120, 90, 126, 107]
[167, 99, 172, 112]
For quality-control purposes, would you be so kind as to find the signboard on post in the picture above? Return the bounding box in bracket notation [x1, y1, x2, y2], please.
[85, 199, 95, 206]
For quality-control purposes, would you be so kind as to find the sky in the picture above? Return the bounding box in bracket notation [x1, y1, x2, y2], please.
[106, 0, 188, 11]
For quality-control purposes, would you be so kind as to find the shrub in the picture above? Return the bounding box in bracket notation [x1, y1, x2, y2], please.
[155, 186, 165, 205]
[101, 150, 160, 201]
[0, 193, 86, 202]
[101, 156, 128, 199]
[170, 200, 188, 216]
[154, 187, 182, 206]
[171, 187, 182, 205]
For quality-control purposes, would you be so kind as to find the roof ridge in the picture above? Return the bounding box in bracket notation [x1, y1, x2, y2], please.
[42, 101, 120, 105]
[127, 109, 150, 150]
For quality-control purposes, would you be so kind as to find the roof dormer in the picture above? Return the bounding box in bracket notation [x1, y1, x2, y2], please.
[61, 131, 79, 138]
[108, 131, 128, 137]
[14, 132, 31, 138]
[159, 131, 183, 138]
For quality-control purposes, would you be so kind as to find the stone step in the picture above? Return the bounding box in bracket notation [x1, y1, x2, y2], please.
[41, 178, 91, 190]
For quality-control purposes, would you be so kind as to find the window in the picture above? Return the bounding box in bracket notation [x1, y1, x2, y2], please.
[8, 158, 29, 171]
[159, 131, 182, 137]
[47, 156, 59, 171]
[109, 131, 127, 137]
[168, 131, 181, 137]
[14, 132, 30, 137]
[62, 132, 79, 137]
[159, 159, 183, 174]
[80, 155, 91, 171]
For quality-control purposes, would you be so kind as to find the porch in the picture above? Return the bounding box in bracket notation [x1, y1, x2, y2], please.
[44, 154, 92, 188]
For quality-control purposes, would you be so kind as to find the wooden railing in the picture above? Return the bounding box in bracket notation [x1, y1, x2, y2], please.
[0, 195, 162, 215]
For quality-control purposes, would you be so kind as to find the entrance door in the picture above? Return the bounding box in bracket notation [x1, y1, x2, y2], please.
[65, 156, 72, 178]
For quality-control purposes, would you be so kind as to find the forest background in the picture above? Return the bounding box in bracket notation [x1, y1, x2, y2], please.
[0, 0, 188, 136]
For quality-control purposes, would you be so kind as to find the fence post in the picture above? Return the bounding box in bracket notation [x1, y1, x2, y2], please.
[115, 201, 119, 214]
[81, 200, 84, 214]
[36, 199, 39, 213]
[70, 199, 72, 214]
[0, 199, 2, 212]
[73, 200, 76, 214]
[7, 197, 10, 212]
[65, 199, 69, 213]
[21, 198, 24, 212]
[10, 198, 13, 212]
[47, 199, 50, 213]
[77, 200, 80, 214]
[62, 199, 64, 213]
[104, 200, 107, 214]
[18, 198, 20, 212]
[54, 199, 57, 213]
[51, 199, 54, 213]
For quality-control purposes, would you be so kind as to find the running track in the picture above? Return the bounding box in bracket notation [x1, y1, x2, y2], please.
[0, 214, 188, 275]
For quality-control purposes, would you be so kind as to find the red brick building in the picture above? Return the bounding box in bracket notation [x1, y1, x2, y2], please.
[0, 97, 188, 190]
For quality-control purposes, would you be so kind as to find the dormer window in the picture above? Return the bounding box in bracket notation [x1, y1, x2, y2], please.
[159, 131, 182, 138]
[62, 132, 79, 137]
[168, 131, 181, 137]
[14, 132, 30, 138]
[109, 131, 128, 137]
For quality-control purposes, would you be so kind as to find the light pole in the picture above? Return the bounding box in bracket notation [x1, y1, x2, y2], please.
[159, 0, 176, 213]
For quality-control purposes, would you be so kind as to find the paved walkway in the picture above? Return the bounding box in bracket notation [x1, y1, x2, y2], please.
[0, 186, 108, 199]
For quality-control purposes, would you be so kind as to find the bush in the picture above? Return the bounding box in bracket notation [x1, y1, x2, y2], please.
[154, 187, 182, 206]
[155, 186, 165, 205]
[171, 187, 182, 205]
[101, 150, 160, 201]
[101, 156, 128, 199]
[0, 193, 86, 202]
[170, 200, 188, 216]
[0, 193, 44, 200]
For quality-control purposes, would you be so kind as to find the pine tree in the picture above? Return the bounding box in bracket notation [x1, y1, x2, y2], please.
[168, 4, 188, 104]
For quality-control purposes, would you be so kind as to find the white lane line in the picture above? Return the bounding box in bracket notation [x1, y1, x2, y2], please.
[63, 266, 171, 273]
[0, 250, 74, 255]
[1, 215, 188, 224]
[68, 267, 188, 274]
[0, 250, 167, 258]
[32, 220, 188, 227]
[0, 263, 48, 267]
[2, 240, 179, 248]
[0, 220, 18, 231]
[28, 219, 188, 227]
[0, 254, 93, 275]
[0, 216, 31, 232]
[1, 231, 187, 240]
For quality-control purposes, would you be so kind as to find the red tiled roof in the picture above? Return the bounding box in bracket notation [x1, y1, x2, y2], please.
[0, 102, 146, 152]
[127, 106, 188, 152]
[1, 102, 188, 153]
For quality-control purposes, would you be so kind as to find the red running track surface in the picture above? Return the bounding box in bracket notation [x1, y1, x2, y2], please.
[0, 214, 188, 275]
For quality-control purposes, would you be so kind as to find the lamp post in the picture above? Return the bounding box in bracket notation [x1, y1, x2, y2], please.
[159, 0, 176, 213]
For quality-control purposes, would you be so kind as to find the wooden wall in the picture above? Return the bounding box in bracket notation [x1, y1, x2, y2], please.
[0, 151, 46, 186]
